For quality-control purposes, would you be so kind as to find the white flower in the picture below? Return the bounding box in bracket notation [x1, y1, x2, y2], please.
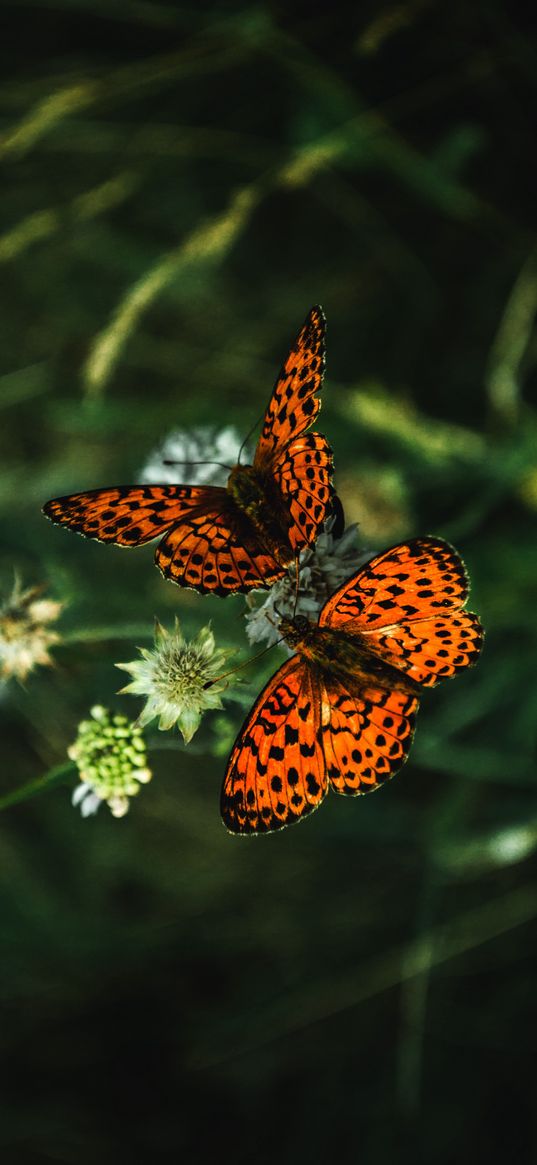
[116, 618, 237, 743]
[0, 577, 63, 682]
[245, 518, 371, 648]
[69, 705, 152, 818]
[139, 425, 252, 487]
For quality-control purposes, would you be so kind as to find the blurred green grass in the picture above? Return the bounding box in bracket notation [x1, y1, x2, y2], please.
[1, 3, 537, 1162]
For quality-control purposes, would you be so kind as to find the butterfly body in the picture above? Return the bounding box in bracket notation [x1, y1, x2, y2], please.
[43, 307, 333, 595]
[225, 463, 292, 565]
[221, 537, 484, 835]
[278, 615, 423, 698]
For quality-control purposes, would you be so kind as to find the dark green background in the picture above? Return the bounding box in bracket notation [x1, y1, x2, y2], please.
[1, 3, 536, 1162]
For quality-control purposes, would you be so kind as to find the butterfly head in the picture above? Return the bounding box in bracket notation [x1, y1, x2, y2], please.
[278, 613, 314, 648]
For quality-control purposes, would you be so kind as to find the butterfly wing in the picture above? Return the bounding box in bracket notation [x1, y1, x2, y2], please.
[155, 509, 286, 594]
[319, 537, 483, 686]
[43, 485, 223, 545]
[272, 432, 333, 553]
[319, 676, 419, 794]
[221, 656, 327, 834]
[222, 658, 419, 834]
[253, 306, 326, 468]
[252, 306, 333, 551]
[43, 484, 286, 595]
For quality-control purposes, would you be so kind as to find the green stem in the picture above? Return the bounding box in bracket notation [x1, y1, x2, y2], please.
[147, 737, 206, 756]
[0, 760, 75, 811]
[62, 625, 155, 645]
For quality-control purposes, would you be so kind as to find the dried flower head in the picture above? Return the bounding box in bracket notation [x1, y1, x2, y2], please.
[139, 425, 251, 488]
[69, 705, 152, 818]
[245, 518, 371, 648]
[116, 618, 236, 742]
[0, 578, 63, 682]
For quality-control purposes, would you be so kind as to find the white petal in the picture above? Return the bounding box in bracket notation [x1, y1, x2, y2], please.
[155, 619, 172, 645]
[178, 706, 201, 743]
[80, 791, 103, 817]
[157, 706, 181, 731]
[196, 625, 215, 657]
[201, 689, 224, 711]
[72, 782, 90, 806]
[135, 702, 159, 728]
[117, 677, 152, 696]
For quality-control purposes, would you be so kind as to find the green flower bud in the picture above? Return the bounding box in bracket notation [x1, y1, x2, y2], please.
[70, 706, 152, 818]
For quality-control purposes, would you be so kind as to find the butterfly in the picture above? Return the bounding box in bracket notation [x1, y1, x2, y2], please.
[42, 307, 333, 595]
[221, 537, 484, 834]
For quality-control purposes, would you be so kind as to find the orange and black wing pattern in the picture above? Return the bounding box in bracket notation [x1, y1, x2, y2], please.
[223, 537, 483, 835]
[221, 656, 328, 834]
[154, 506, 287, 594]
[221, 660, 420, 835]
[42, 484, 222, 546]
[254, 306, 334, 550]
[319, 537, 483, 686]
[43, 308, 334, 593]
[43, 484, 288, 596]
[253, 305, 326, 468]
[320, 677, 419, 795]
[273, 432, 333, 553]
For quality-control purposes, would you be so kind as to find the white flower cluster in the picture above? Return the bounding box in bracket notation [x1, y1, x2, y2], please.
[245, 519, 371, 648]
[139, 424, 251, 487]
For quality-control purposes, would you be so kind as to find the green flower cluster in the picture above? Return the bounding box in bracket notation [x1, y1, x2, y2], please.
[69, 705, 152, 818]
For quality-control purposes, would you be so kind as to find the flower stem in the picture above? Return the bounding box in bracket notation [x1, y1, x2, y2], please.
[0, 760, 75, 811]
[62, 625, 155, 645]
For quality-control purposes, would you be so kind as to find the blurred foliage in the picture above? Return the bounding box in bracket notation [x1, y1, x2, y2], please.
[1, 2, 537, 1162]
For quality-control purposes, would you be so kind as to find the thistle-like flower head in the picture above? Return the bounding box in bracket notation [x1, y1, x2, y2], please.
[69, 705, 152, 818]
[116, 618, 236, 742]
[245, 519, 371, 648]
[0, 577, 63, 682]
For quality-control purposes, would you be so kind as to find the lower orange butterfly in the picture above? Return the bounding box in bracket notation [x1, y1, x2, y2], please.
[221, 537, 483, 834]
[42, 307, 333, 595]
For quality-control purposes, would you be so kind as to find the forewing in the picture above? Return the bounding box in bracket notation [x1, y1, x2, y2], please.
[273, 432, 334, 552]
[319, 538, 470, 630]
[253, 306, 326, 469]
[155, 509, 285, 594]
[44, 484, 287, 595]
[321, 677, 419, 794]
[221, 657, 327, 834]
[319, 537, 483, 687]
[42, 485, 223, 546]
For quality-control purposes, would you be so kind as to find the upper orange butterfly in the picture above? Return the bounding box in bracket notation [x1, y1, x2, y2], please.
[43, 307, 333, 595]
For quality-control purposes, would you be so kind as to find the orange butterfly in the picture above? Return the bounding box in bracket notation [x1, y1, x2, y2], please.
[43, 307, 333, 595]
[221, 537, 483, 834]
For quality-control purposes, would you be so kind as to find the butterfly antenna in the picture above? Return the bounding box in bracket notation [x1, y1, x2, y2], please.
[203, 637, 285, 687]
[237, 412, 265, 465]
[162, 458, 233, 472]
